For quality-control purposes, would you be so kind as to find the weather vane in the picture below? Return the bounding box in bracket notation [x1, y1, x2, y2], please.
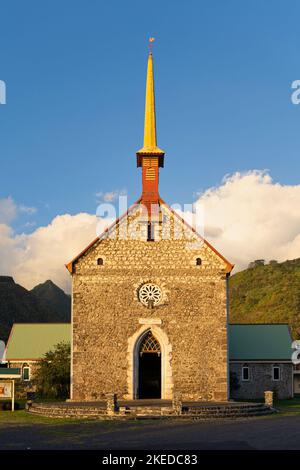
[149, 37, 155, 53]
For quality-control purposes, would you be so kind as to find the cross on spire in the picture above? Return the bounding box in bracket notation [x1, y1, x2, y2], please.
[149, 37, 155, 54]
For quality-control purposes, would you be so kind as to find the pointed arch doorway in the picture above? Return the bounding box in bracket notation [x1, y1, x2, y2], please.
[127, 325, 173, 400]
[138, 331, 161, 398]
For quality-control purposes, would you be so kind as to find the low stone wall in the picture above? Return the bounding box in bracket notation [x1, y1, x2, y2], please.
[28, 400, 274, 419]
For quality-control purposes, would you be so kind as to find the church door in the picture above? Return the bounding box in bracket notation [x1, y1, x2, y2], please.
[138, 331, 161, 399]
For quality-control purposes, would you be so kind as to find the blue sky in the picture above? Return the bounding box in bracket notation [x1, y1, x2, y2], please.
[1, 0, 300, 233]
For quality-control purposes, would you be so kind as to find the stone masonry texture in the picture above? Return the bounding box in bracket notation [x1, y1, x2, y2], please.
[71, 204, 229, 401]
[230, 362, 293, 400]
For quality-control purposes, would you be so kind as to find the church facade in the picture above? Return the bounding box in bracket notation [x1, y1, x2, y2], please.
[66, 49, 233, 402]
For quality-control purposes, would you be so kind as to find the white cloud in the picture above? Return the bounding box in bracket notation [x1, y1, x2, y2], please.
[1, 170, 300, 292]
[95, 189, 127, 202]
[0, 213, 113, 293]
[0, 197, 17, 224]
[192, 170, 300, 271]
[19, 204, 37, 215]
[0, 197, 37, 224]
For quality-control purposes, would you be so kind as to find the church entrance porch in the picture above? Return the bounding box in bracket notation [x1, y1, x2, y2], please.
[138, 331, 161, 398]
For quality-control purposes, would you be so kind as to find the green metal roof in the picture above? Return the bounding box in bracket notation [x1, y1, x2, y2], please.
[5, 324, 70, 360]
[229, 324, 292, 360]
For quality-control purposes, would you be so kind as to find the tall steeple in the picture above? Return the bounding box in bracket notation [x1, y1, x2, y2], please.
[137, 42, 165, 213]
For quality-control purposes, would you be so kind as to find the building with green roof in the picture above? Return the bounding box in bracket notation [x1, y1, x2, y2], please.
[3, 324, 70, 389]
[229, 324, 294, 399]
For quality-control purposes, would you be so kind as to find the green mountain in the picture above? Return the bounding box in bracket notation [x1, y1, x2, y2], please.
[31, 280, 71, 322]
[229, 258, 300, 337]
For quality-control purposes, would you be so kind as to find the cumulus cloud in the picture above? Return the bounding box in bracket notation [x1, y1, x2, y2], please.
[192, 170, 300, 271]
[1, 170, 300, 291]
[0, 197, 37, 224]
[0, 212, 114, 293]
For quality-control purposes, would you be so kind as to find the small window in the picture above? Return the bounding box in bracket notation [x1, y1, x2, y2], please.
[242, 366, 250, 381]
[196, 258, 202, 266]
[23, 366, 30, 381]
[147, 223, 154, 241]
[272, 366, 280, 381]
[97, 258, 103, 266]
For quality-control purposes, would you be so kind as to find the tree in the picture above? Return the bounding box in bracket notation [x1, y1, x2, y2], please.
[35, 342, 70, 399]
[248, 259, 265, 268]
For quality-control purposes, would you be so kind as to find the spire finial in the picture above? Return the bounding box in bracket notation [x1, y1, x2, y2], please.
[149, 37, 155, 54]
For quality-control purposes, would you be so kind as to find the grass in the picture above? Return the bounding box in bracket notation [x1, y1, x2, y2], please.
[274, 397, 300, 414]
[0, 409, 91, 425]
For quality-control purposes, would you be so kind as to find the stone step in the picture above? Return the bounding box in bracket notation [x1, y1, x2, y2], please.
[185, 404, 266, 411]
[183, 407, 271, 416]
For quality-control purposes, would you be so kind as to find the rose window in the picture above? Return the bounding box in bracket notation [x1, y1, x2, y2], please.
[139, 283, 162, 306]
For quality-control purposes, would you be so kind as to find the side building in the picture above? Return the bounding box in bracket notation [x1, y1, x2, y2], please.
[229, 324, 294, 400]
[3, 323, 70, 397]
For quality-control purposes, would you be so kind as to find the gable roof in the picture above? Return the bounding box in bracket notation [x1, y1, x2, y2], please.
[66, 197, 234, 274]
[229, 324, 293, 361]
[5, 324, 70, 361]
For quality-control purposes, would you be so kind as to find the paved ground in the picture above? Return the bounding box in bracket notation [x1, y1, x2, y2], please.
[1, 415, 300, 450]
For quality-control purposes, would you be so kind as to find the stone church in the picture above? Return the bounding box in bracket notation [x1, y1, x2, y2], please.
[66, 49, 233, 402]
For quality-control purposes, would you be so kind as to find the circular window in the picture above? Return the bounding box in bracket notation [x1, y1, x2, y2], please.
[139, 283, 162, 306]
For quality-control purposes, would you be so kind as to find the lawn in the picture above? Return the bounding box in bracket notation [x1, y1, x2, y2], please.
[274, 397, 300, 414]
[0, 409, 93, 425]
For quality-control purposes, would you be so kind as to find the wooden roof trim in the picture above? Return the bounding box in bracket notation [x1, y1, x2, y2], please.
[159, 197, 234, 273]
[65, 198, 142, 273]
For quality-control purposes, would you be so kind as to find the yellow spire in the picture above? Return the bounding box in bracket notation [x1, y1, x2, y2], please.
[137, 50, 164, 156]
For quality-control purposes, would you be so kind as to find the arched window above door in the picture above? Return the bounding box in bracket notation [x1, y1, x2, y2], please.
[139, 331, 161, 356]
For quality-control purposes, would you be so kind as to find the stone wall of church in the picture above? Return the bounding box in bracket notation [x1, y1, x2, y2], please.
[71, 205, 229, 402]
